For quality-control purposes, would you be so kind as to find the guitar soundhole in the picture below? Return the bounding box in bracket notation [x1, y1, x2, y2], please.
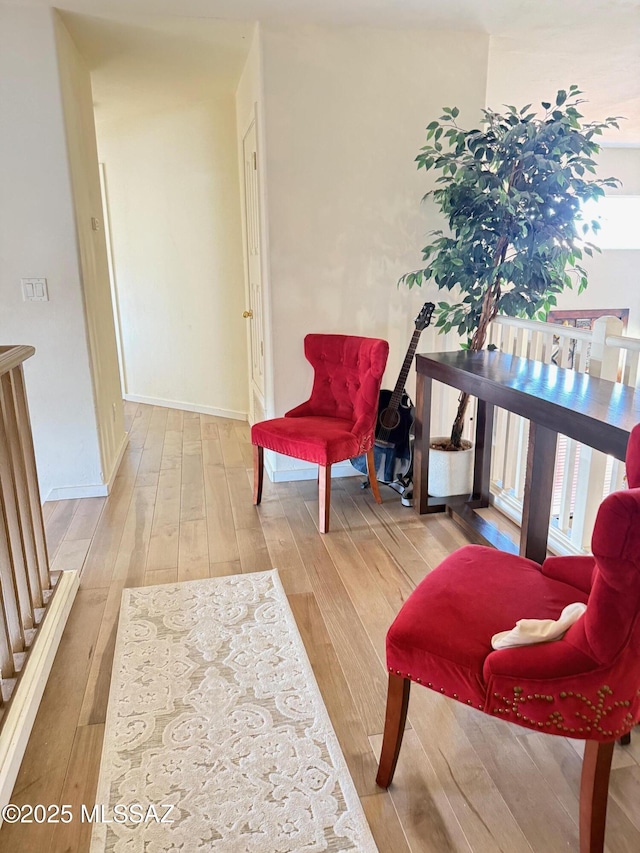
[379, 408, 401, 431]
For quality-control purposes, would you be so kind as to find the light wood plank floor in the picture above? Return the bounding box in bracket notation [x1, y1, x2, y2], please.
[1, 401, 638, 852]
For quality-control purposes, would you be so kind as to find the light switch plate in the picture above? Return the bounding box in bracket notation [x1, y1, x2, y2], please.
[21, 278, 49, 302]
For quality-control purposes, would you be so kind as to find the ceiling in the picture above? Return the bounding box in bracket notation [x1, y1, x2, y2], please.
[61, 12, 253, 117]
[21, 0, 640, 34]
[31, 0, 639, 135]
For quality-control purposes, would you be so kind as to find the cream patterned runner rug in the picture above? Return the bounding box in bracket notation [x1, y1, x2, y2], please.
[91, 569, 378, 853]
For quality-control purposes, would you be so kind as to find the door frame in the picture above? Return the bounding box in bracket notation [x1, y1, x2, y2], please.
[240, 104, 272, 424]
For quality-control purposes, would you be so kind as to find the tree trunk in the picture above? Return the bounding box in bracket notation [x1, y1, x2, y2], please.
[448, 276, 501, 448]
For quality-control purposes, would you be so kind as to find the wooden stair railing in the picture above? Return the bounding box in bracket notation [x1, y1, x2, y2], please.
[0, 345, 79, 806]
[0, 346, 54, 713]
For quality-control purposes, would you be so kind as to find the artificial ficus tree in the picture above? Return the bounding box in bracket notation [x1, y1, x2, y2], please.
[401, 86, 620, 449]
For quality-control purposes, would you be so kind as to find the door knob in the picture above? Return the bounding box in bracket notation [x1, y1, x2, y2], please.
[243, 310, 253, 319]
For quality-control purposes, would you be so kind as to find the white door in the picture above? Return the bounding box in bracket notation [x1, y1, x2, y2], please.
[242, 119, 266, 421]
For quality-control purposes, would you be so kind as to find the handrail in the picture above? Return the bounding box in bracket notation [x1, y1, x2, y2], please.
[492, 315, 593, 342]
[606, 334, 640, 352]
[0, 347, 35, 377]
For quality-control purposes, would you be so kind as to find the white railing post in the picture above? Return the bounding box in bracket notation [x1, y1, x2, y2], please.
[562, 316, 623, 551]
[589, 316, 624, 380]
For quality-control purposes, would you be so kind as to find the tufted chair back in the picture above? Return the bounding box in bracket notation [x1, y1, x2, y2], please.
[626, 421, 640, 489]
[289, 334, 388, 444]
[577, 424, 640, 669]
[251, 333, 388, 533]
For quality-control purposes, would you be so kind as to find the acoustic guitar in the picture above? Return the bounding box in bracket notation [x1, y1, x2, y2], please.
[350, 301, 435, 483]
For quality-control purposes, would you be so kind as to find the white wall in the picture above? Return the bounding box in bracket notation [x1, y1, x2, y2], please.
[260, 25, 489, 451]
[96, 96, 248, 419]
[551, 147, 640, 337]
[0, 5, 105, 501]
[54, 14, 127, 485]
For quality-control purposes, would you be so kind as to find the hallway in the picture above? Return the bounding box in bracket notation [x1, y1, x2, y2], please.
[1, 401, 639, 852]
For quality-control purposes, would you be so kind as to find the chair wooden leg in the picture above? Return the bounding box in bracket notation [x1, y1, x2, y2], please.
[318, 464, 331, 533]
[376, 673, 411, 788]
[579, 740, 614, 853]
[619, 732, 631, 746]
[366, 447, 383, 504]
[253, 445, 264, 505]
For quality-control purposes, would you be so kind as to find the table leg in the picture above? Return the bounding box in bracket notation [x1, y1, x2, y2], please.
[473, 400, 494, 506]
[414, 375, 432, 515]
[520, 422, 557, 563]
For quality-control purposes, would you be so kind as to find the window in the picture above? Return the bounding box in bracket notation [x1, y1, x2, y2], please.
[581, 196, 640, 250]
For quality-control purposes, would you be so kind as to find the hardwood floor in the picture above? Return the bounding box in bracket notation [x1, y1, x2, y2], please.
[1, 401, 638, 852]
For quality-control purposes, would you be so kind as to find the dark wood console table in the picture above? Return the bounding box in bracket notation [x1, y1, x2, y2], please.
[415, 351, 640, 563]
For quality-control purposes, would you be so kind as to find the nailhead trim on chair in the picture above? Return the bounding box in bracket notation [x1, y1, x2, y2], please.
[389, 668, 484, 710]
[389, 668, 640, 736]
[494, 684, 637, 737]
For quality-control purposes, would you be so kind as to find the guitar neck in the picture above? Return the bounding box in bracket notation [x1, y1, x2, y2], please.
[387, 329, 422, 412]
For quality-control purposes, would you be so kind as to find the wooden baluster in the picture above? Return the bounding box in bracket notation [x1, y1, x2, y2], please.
[487, 320, 499, 350]
[0, 599, 15, 688]
[0, 394, 34, 630]
[515, 327, 528, 358]
[573, 338, 582, 373]
[11, 367, 50, 593]
[503, 413, 519, 495]
[465, 396, 478, 443]
[529, 330, 543, 363]
[541, 331, 555, 364]
[514, 419, 529, 501]
[490, 406, 508, 488]
[590, 317, 623, 381]
[558, 438, 579, 534]
[503, 337, 528, 496]
[623, 349, 639, 388]
[610, 458, 627, 493]
[0, 373, 42, 611]
[571, 318, 624, 550]
[557, 337, 572, 369]
[487, 323, 505, 502]
[0, 499, 25, 655]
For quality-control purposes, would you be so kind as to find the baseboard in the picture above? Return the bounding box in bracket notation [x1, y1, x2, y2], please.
[43, 434, 129, 503]
[46, 483, 109, 501]
[124, 394, 247, 422]
[0, 570, 79, 813]
[266, 458, 362, 483]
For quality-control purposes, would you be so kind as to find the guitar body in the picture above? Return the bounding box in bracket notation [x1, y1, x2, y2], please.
[376, 389, 413, 460]
[350, 300, 434, 486]
[350, 390, 414, 483]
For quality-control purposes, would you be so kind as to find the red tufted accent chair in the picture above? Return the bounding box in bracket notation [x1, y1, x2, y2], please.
[251, 334, 389, 533]
[377, 423, 640, 853]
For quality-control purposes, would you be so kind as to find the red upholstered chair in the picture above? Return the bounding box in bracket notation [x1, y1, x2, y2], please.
[377, 423, 640, 853]
[252, 334, 389, 533]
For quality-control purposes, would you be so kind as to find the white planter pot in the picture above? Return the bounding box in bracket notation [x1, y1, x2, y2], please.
[428, 437, 474, 497]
